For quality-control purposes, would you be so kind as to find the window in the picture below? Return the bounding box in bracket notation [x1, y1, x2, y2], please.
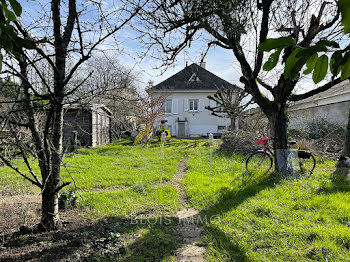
[217, 102, 224, 112]
[163, 99, 172, 113]
[189, 99, 198, 111]
[217, 126, 226, 133]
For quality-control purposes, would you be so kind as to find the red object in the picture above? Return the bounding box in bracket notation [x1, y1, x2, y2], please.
[255, 137, 269, 145]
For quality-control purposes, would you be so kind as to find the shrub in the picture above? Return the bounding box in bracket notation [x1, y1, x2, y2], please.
[306, 119, 345, 140]
[219, 131, 261, 155]
[289, 118, 345, 154]
[58, 188, 79, 210]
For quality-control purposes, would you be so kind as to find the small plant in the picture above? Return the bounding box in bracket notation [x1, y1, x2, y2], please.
[108, 232, 121, 240]
[58, 188, 79, 210]
[19, 210, 28, 225]
[132, 182, 147, 194]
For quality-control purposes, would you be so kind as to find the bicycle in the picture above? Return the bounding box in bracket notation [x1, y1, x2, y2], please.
[246, 137, 316, 175]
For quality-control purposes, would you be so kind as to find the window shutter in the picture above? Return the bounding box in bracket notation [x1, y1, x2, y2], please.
[209, 99, 216, 108]
[172, 99, 178, 114]
[199, 99, 204, 111]
[153, 105, 160, 113]
[184, 99, 189, 112]
[166, 100, 172, 113]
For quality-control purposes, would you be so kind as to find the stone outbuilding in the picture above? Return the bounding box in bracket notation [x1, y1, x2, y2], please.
[288, 80, 350, 129]
[63, 104, 112, 147]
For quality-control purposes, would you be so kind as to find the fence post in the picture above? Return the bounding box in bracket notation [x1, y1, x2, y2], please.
[209, 133, 213, 185]
[160, 132, 166, 183]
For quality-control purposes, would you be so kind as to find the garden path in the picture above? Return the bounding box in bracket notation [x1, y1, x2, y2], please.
[170, 156, 206, 262]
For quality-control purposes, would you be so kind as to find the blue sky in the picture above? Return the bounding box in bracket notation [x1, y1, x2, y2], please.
[18, 0, 347, 95]
[115, 26, 243, 89]
[19, 0, 243, 90]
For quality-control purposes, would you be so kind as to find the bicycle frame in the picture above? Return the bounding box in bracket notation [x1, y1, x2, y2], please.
[255, 138, 274, 156]
[251, 137, 316, 174]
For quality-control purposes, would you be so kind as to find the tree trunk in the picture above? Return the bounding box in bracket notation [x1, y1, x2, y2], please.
[267, 104, 290, 175]
[40, 104, 64, 230]
[230, 116, 236, 131]
[343, 106, 350, 157]
[41, 183, 61, 230]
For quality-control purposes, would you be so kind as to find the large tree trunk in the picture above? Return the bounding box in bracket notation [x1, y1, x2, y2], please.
[343, 106, 350, 157]
[267, 103, 290, 174]
[40, 104, 64, 230]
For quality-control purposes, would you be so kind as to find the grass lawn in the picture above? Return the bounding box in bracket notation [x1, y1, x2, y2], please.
[0, 139, 197, 261]
[183, 146, 350, 261]
[1, 138, 350, 261]
[0, 139, 193, 193]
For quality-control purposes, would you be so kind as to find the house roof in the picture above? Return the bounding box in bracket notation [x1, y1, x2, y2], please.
[288, 80, 350, 111]
[152, 63, 235, 91]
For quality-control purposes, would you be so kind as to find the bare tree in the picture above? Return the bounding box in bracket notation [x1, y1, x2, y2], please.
[132, 0, 344, 172]
[135, 82, 165, 132]
[0, 0, 144, 230]
[71, 55, 141, 139]
[205, 87, 252, 130]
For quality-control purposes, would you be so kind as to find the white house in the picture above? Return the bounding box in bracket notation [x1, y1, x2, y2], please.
[151, 63, 238, 137]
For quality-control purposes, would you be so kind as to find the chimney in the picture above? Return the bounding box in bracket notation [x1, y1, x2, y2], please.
[199, 61, 206, 69]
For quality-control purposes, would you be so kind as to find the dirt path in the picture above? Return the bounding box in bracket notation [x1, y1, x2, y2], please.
[171, 156, 206, 262]
[0, 194, 41, 235]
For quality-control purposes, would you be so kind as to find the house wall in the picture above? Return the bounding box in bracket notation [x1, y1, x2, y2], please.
[289, 101, 350, 130]
[153, 91, 231, 137]
[288, 81, 350, 129]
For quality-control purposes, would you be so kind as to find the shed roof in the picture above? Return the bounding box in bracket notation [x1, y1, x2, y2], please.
[63, 103, 112, 115]
[152, 63, 235, 91]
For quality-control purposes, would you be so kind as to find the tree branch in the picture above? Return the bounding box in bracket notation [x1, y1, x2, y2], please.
[0, 154, 42, 188]
[63, 0, 77, 49]
[254, 0, 273, 77]
[257, 78, 273, 93]
[289, 78, 344, 101]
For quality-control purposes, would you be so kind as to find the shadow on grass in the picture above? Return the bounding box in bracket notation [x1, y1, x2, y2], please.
[204, 224, 250, 261]
[1, 215, 178, 262]
[204, 171, 283, 217]
[148, 138, 198, 148]
[318, 166, 350, 194]
[198, 171, 284, 261]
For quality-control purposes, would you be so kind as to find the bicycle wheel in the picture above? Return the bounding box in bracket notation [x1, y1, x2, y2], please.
[298, 150, 316, 174]
[246, 151, 273, 175]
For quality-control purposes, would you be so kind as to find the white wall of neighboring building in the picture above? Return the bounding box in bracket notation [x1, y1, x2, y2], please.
[288, 80, 350, 129]
[153, 90, 231, 137]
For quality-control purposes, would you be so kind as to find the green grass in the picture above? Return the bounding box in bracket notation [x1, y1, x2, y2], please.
[0, 139, 194, 193]
[183, 146, 350, 261]
[2, 138, 350, 261]
[0, 138, 195, 261]
[79, 185, 181, 219]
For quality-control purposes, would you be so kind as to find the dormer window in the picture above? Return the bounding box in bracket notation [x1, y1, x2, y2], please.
[188, 73, 200, 83]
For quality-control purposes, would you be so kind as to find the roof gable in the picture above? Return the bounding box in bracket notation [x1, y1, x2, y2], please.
[153, 63, 234, 91]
